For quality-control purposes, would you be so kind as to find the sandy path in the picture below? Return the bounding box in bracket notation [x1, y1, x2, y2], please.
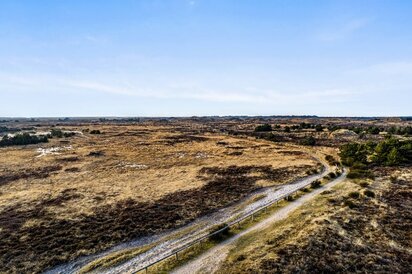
[172, 169, 347, 274]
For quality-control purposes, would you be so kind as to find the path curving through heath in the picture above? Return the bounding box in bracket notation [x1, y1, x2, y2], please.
[46, 147, 336, 274]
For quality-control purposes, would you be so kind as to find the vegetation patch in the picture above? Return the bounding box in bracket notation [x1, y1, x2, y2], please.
[0, 165, 62, 186]
[218, 170, 412, 274]
[163, 134, 209, 145]
[0, 164, 283, 273]
[0, 133, 48, 147]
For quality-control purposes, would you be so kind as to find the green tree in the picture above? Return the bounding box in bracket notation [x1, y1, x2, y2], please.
[254, 124, 272, 132]
[386, 147, 401, 166]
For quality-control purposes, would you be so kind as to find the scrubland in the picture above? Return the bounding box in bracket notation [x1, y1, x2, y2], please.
[0, 117, 410, 273]
[0, 122, 317, 273]
[217, 168, 411, 274]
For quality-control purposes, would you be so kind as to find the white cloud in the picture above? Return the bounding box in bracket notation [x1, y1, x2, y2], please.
[317, 18, 370, 41]
[0, 72, 355, 105]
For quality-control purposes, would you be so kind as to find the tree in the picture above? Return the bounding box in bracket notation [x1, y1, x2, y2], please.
[0, 133, 48, 147]
[254, 124, 272, 132]
[51, 128, 63, 138]
[284, 126, 291, 133]
[315, 124, 324, 132]
[386, 147, 401, 166]
[301, 136, 316, 146]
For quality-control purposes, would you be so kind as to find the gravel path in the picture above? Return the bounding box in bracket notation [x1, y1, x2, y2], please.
[172, 169, 347, 274]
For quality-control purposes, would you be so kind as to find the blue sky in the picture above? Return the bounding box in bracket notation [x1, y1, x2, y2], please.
[1, 0, 411, 117]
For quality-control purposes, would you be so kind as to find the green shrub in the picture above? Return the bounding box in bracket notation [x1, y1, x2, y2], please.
[311, 180, 321, 188]
[344, 199, 357, 209]
[315, 124, 324, 132]
[0, 133, 48, 147]
[325, 155, 339, 166]
[300, 136, 316, 146]
[363, 189, 375, 198]
[284, 195, 294, 201]
[254, 124, 272, 132]
[51, 128, 63, 138]
[236, 254, 247, 261]
[328, 172, 336, 179]
[90, 130, 102, 134]
[348, 191, 360, 199]
[359, 182, 369, 187]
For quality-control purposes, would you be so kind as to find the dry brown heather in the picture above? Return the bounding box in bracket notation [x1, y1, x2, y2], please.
[217, 168, 412, 274]
[0, 124, 318, 273]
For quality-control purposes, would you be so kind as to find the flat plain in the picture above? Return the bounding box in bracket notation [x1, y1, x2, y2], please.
[0, 116, 411, 273]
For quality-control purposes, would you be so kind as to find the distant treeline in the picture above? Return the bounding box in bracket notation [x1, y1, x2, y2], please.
[0, 126, 20, 133]
[0, 133, 48, 147]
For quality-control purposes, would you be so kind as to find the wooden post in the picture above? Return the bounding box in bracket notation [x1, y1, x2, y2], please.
[176, 252, 179, 260]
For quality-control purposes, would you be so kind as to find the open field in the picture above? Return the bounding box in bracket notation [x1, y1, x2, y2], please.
[0, 117, 411, 273]
[0, 120, 319, 273]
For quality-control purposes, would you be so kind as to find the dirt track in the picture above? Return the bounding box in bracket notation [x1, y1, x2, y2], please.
[172, 169, 347, 274]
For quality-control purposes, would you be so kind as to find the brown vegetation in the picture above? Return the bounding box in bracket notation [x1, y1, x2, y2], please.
[0, 165, 62, 186]
[0, 122, 318, 273]
[218, 168, 412, 274]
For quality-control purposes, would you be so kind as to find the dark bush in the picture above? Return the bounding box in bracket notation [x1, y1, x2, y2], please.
[363, 189, 375, 198]
[236, 254, 247, 261]
[348, 191, 360, 199]
[344, 199, 357, 209]
[50, 128, 63, 138]
[300, 136, 316, 146]
[284, 195, 294, 201]
[359, 182, 369, 187]
[63, 132, 76, 138]
[315, 124, 324, 132]
[90, 130, 102, 134]
[209, 223, 231, 242]
[325, 155, 339, 166]
[311, 180, 321, 188]
[88, 151, 104, 157]
[328, 172, 337, 179]
[0, 133, 48, 147]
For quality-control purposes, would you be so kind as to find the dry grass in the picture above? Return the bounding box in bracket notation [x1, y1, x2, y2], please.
[0, 123, 318, 273]
[0, 125, 316, 217]
[217, 168, 412, 274]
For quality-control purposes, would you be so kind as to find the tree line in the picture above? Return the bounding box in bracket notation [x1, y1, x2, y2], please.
[0, 133, 48, 147]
